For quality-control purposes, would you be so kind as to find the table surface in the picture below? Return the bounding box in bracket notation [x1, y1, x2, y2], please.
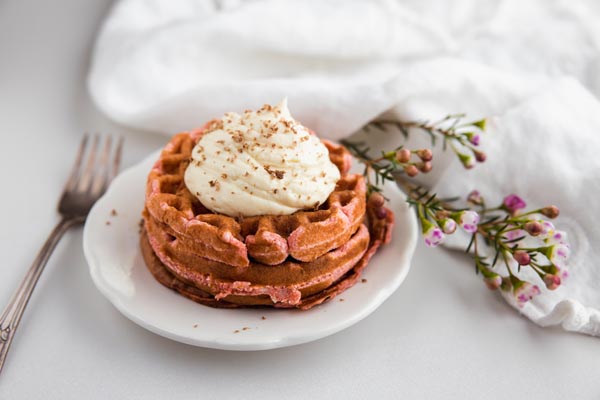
[0, 1, 598, 399]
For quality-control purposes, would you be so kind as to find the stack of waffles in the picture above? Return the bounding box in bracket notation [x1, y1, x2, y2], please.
[141, 129, 394, 310]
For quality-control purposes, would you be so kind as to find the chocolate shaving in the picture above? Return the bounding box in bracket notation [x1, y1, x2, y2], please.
[263, 165, 285, 179]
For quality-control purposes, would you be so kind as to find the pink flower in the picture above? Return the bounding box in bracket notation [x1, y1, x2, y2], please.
[557, 267, 569, 281]
[514, 282, 541, 307]
[421, 219, 445, 247]
[549, 244, 570, 267]
[424, 226, 444, 247]
[540, 221, 555, 235]
[457, 211, 480, 233]
[540, 222, 570, 247]
[503, 229, 526, 241]
[545, 230, 569, 246]
[503, 194, 526, 213]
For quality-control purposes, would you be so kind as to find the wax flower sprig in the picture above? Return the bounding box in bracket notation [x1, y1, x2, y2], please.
[419, 190, 568, 307]
[344, 115, 570, 307]
[363, 114, 487, 169]
[341, 140, 433, 196]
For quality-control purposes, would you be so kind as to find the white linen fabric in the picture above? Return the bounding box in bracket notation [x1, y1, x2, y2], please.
[88, 0, 600, 336]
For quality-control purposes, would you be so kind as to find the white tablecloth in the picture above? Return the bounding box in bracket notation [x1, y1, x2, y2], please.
[0, 1, 598, 398]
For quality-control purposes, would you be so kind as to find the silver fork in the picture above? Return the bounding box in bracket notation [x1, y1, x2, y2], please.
[0, 134, 123, 375]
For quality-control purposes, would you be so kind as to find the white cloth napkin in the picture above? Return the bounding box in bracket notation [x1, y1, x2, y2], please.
[88, 0, 600, 336]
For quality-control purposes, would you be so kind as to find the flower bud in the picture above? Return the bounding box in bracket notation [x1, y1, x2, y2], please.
[418, 161, 432, 173]
[439, 218, 457, 234]
[543, 274, 561, 290]
[415, 149, 433, 162]
[540, 205, 559, 219]
[368, 192, 385, 209]
[435, 210, 450, 220]
[473, 149, 487, 162]
[375, 207, 388, 219]
[465, 132, 481, 146]
[458, 153, 475, 169]
[395, 148, 411, 163]
[404, 164, 419, 177]
[513, 250, 531, 265]
[513, 281, 541, 307]
[467, 190, 483, 205]
[524, 221, 543, 236]
[472, 118, 487, 131]
[483, 275, 502, 291]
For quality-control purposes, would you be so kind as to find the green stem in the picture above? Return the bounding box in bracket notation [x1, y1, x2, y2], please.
[417, 204, 427, 221]
[528, 262, 546, 277]
[501, 250, 514, 277]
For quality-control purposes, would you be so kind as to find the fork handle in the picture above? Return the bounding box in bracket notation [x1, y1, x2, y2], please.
[0, 217, 81, 375]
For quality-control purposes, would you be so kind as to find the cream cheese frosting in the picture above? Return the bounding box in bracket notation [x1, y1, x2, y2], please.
[184, 99, 340, 217]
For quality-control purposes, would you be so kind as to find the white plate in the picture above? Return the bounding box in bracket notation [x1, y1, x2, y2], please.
[83, 150, 418, 350]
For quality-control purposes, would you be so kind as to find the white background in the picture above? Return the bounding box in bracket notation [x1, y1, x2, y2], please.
[0, 1, 598, 398]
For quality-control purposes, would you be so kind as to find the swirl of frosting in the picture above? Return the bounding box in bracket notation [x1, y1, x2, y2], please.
[184, 99, 340, 217]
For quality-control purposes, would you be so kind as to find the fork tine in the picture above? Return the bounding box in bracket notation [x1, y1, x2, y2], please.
[64, 134, 89, 192]
[77, 134, 100, 192]
[111, 136, 124, 182]
[90, 136, 113, 195]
